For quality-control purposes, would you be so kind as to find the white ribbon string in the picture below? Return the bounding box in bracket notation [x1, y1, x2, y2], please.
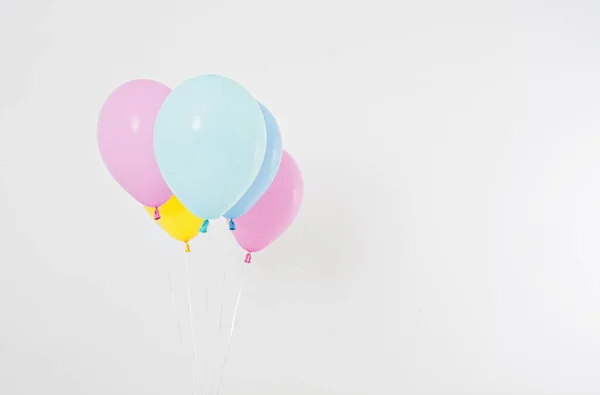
[167, 270, 183, 346]
[185, 253, 201, 395]
[216, 264, 248, 395]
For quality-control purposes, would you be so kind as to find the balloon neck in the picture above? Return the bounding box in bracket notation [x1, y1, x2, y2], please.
[200, 219, 209, 233]
[244, 253, 252, 264]
[228, 219, 236, 231]
[185, 242, 191, 253]
[154, 207, 161, 220]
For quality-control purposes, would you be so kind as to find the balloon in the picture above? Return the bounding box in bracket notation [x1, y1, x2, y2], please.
[224, 103, 282, 228]
[144, 195, 204, 251]
[97, 79, 172, 211]
[153, 74, 267, 224]
[233, 150, 303, 261]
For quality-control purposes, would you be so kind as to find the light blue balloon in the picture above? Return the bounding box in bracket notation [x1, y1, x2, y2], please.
[224, 103, 282, 223]
[153, 75, 267, 220]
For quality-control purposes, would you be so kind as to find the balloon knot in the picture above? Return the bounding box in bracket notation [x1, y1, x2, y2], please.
[229, 219, 236, 231]
[185, 242, 191, 253]
[244, 253, 252, 264]
[200, 219, 209, 233]
[154, 207, 161, 220]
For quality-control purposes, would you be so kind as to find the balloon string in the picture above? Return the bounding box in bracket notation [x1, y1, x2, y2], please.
[168, 270, 183, 347]
[204, 285, 210, 395]
[212, 263, 228, 394]
[216, 264, 248, 395]
[204, 232, 211, 395]
[217, 270, 227, 333]
[185, 253, 201, 394]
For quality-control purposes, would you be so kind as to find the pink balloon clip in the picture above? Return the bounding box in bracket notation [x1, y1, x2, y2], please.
[154, 207, 161, 220]
[244, 253, 252, 264]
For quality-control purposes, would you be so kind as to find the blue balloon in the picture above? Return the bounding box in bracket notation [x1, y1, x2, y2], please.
[224, 103, 282, 223]
[153, 75, 267, 220]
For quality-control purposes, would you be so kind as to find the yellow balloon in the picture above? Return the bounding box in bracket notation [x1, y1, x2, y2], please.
[144, 195, 204, 249]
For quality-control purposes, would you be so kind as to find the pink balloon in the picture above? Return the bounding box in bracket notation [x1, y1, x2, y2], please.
[233, 150, 304, 258]
[97, 79, 172, 209]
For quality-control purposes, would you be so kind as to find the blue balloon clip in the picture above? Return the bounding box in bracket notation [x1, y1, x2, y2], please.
[200, 219, 209, 233]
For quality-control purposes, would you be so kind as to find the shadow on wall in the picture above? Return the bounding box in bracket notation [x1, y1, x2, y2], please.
[259, 154, 380, 284]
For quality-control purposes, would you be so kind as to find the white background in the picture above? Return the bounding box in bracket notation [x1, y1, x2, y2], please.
[2, 0, 600, 394]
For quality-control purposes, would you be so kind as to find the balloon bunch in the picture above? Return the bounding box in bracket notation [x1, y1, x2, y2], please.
[98, 75, 303, 261]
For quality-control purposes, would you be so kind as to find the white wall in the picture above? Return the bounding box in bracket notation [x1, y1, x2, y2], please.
[2, 0, 600, 394]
